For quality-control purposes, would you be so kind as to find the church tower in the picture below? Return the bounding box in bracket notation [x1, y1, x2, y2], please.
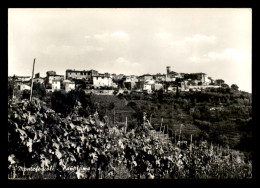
[166, 66, 171, 77]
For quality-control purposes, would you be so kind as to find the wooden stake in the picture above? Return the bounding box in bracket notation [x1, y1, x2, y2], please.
[23, 163, 25, 176]
[113, 110, 115, 124]
[163, 125, 165, 134]
[30, 58, 36, 102]
[190, 134, 193, 152]
[178, 124, 182, 144]
[175, 130, 176, 143]
[160, 118, 163, 132]
[125, 116, 127, 133]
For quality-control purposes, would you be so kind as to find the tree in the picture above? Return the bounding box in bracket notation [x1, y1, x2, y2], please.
[108, 102, 115, 110]
[215, 79, 225, 86]
[33, 82, 46, 99]
[231, 84, 239, 91]
[22, 90, 30, 100]
[222, 83, 229, 88]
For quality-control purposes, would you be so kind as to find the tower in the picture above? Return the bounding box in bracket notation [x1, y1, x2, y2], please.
[166, 66, 171, 77]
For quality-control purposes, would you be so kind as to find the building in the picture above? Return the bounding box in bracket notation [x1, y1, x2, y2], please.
[143, 84, 153, 94]
[33, 78, 45, 84]
[33, 73, 45, 84]
[124, 75, 138, 90]
[66, 69, 90, 80]
[166, 66, 178, 81]
[154, 73, 166, 82]
[52, 79, 61, 92]
[113, 74, 125, 80]
[184, 73, 209, 85]
[45, 71, 64, 87]
[46, 71, 56, 77]
[63, 80, 75, 93]
[143, 79, 155, 93]
[14, 76, 31, 91]
[92, 75, 113, 88]
[47, 75, 64, 85]
[139, 74, 153, 82]
[154, 83, 164, 91]
[18, 84, 31, 91]
[35, 73, 40, 78]
[65, 69, 99, 84]
[16, 76, 31, 83]
[168, 86, 177, 92]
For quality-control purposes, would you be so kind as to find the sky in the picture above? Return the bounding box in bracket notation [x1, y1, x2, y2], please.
[8, 8, 252, 93]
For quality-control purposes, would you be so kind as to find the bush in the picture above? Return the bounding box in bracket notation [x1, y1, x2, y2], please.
[22, 90, 30, 100]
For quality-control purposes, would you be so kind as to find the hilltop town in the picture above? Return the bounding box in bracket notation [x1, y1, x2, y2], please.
[9, 66, 231, 96]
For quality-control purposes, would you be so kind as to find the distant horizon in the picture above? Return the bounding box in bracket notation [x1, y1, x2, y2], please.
[8, 8, 251, 93]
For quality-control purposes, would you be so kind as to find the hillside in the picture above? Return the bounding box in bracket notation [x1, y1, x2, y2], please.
[8, 97, 252, 179]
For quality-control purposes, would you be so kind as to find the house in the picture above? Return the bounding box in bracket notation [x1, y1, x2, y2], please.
[92, 75, 113, 88]
[113, 74, 125, 80]
[46, 71, 64, 86]
[139, 74, 153, 82]
[168, 86, 177, 92]
[46, 71, 56, 77]
[65, 69, 98, 82]
[63, 80, 75, 93]
[154, 83, 164, 91]
[154, 73, 166, 82]
[52, 79, 61, 92]
[14, 76, 31, 91]
[143, 84, 153, 94]
[33, 73, 45, 84]
[18, 84, 31, 91]
[48, 75, 64, 85]
[15, 76, 31, 83]
[143, 79, 155, 94]
[124, 75, 138, 90]
[166, 66, 178, 81]
[33, 77, 45, 84]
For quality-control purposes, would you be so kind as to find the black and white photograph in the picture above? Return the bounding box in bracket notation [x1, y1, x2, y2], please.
[8, 8, 252, 179]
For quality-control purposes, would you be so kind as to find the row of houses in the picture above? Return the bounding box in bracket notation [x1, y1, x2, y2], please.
[10, 66, 221, 94]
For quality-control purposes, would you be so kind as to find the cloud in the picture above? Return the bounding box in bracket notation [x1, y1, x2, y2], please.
[189, 56, 201, 62]
[93, 31, 129, 42]
[189, 48, 246, 63]
[42, 44, 103, 55]
[155, 32, 172, 39]
[172, 34, 217, 46]
[113, 57, 143, 75]
[184, 34, 216, 44]
[84, 35, 91, 39]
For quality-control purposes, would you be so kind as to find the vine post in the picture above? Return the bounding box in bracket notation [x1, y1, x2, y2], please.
[190, 134, 193, 154]
[125, 116, 127, 133]
[175, 130, 176, 144]
[30, 58, 36, 102]
[160, 118, 163, 132]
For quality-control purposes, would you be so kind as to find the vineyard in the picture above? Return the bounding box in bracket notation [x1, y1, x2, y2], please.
[8, 97, 252, 179]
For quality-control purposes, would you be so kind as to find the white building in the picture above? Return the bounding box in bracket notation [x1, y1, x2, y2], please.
[92, 76, 113, 88]
[154, 83, 164, 91]
[52, 80, 61, 92]
[18, 84, 31, 91]
[168, 86, 177, 92]
[143, 84, 153, 93]
[63, 80, 75, 93]
[48, 75, 64, 85]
